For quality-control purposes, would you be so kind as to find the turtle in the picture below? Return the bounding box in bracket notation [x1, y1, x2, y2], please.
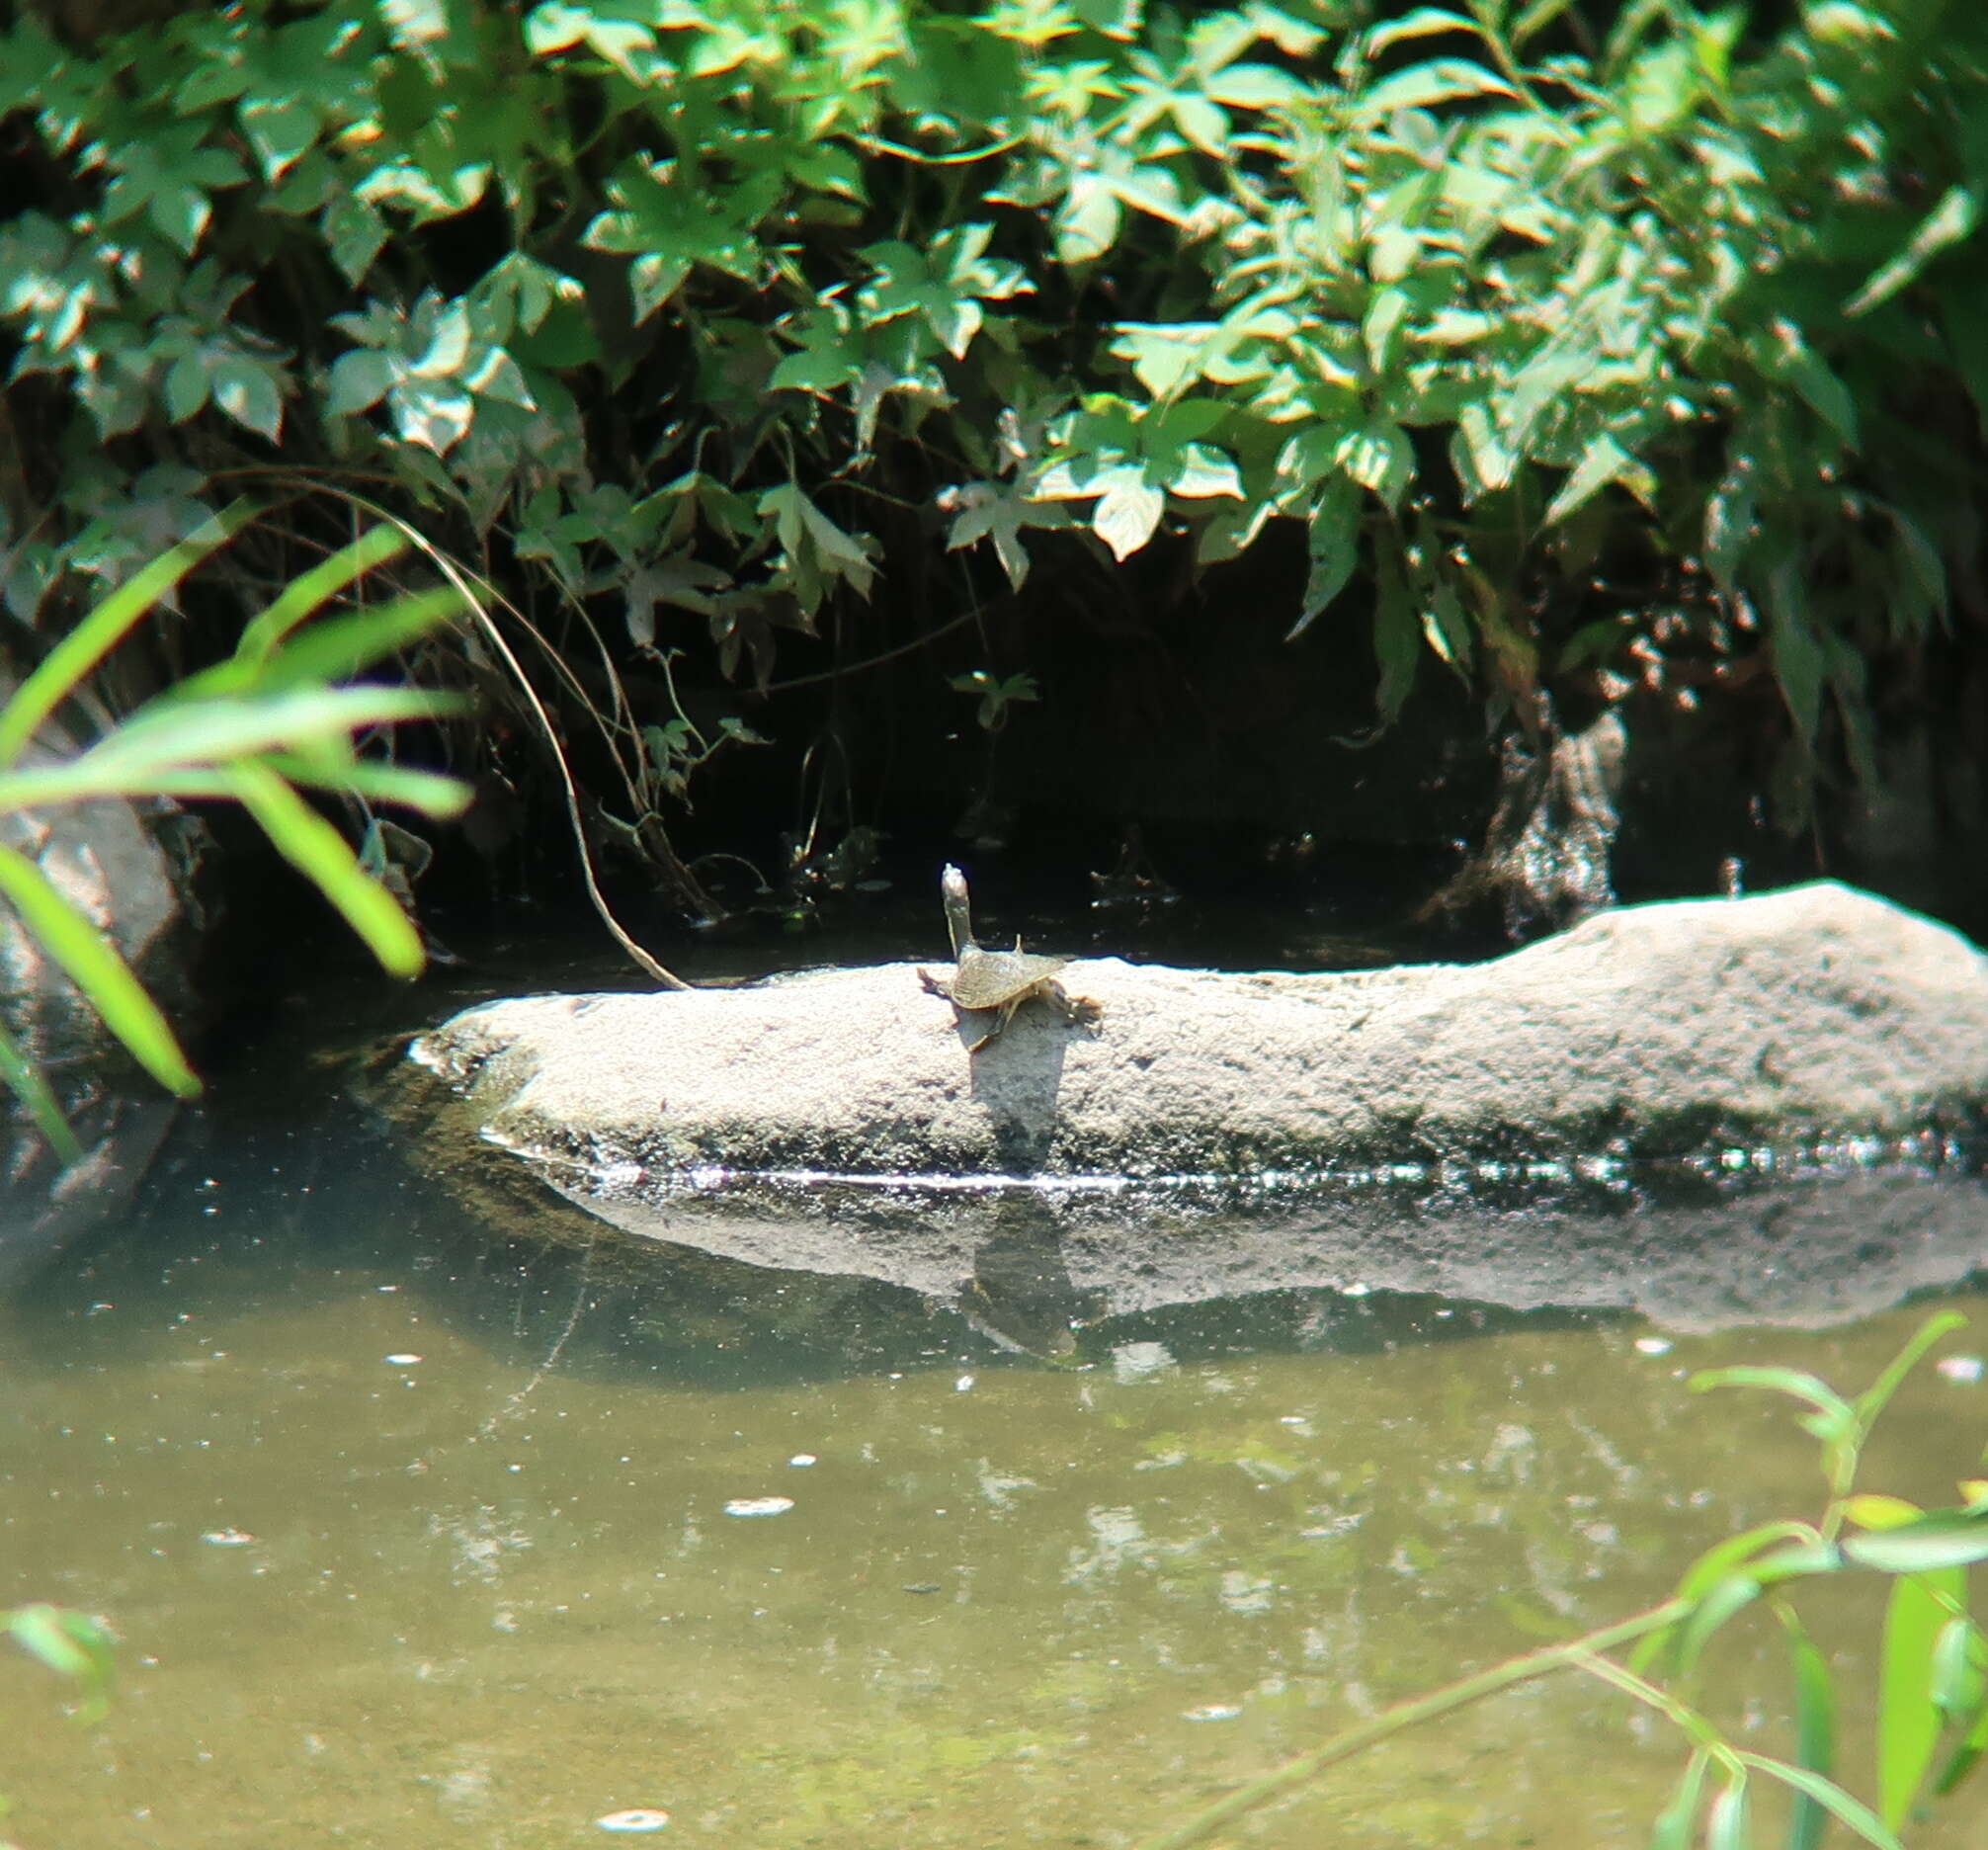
[918, 864, 1103, 1052]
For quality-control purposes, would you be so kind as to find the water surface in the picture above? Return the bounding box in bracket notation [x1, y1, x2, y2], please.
[4, 934, 1987, 1848]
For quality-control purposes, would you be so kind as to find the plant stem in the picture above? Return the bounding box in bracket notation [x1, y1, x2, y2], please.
[1132, 1596, 1694, 1850]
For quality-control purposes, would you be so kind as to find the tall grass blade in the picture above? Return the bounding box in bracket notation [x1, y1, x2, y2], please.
[0, 844, 200, 1098]
[1703, 1775, 1748, 1850]
[1735, 1753, 1903, 1850]
[1852, 1313, 1968, 1428]
[232, 526, 409, 667]
[247, 587, 467, 692]
[0, 1016, 81, 1164]
[222, 761, 424, 976]
[1876, 1565, 1962, 1828]
[1649, 1748, 1710, 1850]
[82, 686, 465, 779]
[1777, 1606, 1836, 1850]
[0, 499, 254, 767]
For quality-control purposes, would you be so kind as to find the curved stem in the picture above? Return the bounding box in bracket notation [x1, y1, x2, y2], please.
[1133, 1597, 1693, 1850]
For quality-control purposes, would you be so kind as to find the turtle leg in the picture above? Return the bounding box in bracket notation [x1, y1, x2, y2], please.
[965, 999, 1021, 1053]
[1044, 979, 1104, 1029]
[917, 966, 951, 999]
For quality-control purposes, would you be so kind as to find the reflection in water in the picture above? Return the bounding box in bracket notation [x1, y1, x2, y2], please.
[2, 1091, 1986, 1848]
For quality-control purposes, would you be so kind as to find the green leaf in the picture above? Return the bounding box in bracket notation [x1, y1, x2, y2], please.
[212, 356, 284, 443]
[1703, 1777, 1747, 1850]
[1649, 1748, 1710, 1850]
[0, 501, 253, 767]
[1848, 1515, 1988, 1574]
[8, 1604, 115, 1721]
[1289, 477, 1361, 638]
[222, 760, 426, 977]
[1544, 432, 1657, 526]
[1853, 1313, 1969, 1428]
[0, 844, 200, 1098]
[1734, 1753, 1902, 1850]
[1874, 1564, 1963, 1827]
[1093, 471, 1166, 559]
[1451, 401, 1517, 499]
[1930, 1617, 1987, 1724]
[1335, 420, 1413, 510]
[327, 349, 394, 416]
[0, 1018, 81, 1164]
[223, 527, 411, 674]
[1365, 8, 1478, 57]
[1846, 185, 1983, 319]
[1353, 59, 1515, 120]
[1767, 569, 1824, 750]
[1779, 1606, 1837, 1850]
[1373, 548, 1417, 719]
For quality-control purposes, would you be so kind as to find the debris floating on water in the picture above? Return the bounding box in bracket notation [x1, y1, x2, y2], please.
[384, 1354, 423, 1366]
[788, 1454, 817, 1468]
[1633, 1337, 1674, 1357]
[723, 1497, 794, 1518]
[201, 1529, 255, 1547]
[1182, 1705, 1242, 1723]
[1938, 1355, 1985, 1384]
[596, 1808, 671, 1832]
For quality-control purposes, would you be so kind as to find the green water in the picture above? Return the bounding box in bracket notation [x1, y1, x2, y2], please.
[6, 1164, 1987, 1848]
[3, 930, 1987, 1849]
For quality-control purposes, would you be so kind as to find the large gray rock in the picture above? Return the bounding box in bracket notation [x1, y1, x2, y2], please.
[410, 881, 1988, 1182]
[388, 882, 1988, 1334]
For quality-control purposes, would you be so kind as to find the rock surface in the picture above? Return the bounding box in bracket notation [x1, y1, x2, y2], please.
[410, 881, 1988, 1182]
[382, 880, 1988, 1335]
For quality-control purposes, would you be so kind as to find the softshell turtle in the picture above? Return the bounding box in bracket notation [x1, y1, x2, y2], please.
[918, 864, 1103, 1052]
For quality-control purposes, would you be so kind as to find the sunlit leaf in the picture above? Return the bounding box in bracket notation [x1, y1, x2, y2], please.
[1874, 1563, 1963, 1828]
[0, 501, 253, 766]
[222, 760, 425, 977]
[0, 844, 200, 1099]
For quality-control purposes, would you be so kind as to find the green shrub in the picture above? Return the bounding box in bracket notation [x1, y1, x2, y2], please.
[3, 0, 1983, 821]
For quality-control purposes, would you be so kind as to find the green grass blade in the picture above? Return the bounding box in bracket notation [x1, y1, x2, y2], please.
[169, 584, 463, 707]
[261, 755, 472, 816]
[1852, 1312, 1968, 1428]
[0, 499, 254, 767]
[1649, 1748, 1711, 1850]
[222, 760, 424, 976]
[1846, 1515, 1988, 1574]
[0, 844, 199, 1098]
[1776, 1605, 1836, 1850]
[1933, 1678, 1988, 1798]
[7, 1603, 116, 1724]
[233, 526, 409, 667]
[1672, 1573, 1761, 1682]
[1703, 1774, 1748, 1850]
[86, 686, 465, 780]
[1690, 1367, 1855, 1426]
[1736, 1753, 1903, 1850]
[249, 588, 466, 692]
[1876, 1566, 1963, 1829]
[0, 1017, 81, 1164]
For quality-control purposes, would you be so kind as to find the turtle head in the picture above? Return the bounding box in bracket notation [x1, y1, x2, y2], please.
[940, 863, 976, 956]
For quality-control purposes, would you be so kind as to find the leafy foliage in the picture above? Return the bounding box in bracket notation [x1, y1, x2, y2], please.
[0, 513, 469, 1155]
[2, 0, 1985, 824]
[1139, 1312, 1988, 1850]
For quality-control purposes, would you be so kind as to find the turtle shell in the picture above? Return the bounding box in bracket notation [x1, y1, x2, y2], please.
[946, 943, 1072, 1010]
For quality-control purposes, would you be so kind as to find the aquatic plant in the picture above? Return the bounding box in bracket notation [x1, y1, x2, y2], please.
[0, 508, 469, 1156]
[1141, 1312, 1988, 1850]
[3, 0, 1983, 861]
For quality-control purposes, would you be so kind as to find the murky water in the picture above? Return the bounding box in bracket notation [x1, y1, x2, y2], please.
[4, 939, 1987, 1848]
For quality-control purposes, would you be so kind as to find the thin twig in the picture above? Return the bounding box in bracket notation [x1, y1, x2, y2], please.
[1133, 1597, 1692, 1850]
